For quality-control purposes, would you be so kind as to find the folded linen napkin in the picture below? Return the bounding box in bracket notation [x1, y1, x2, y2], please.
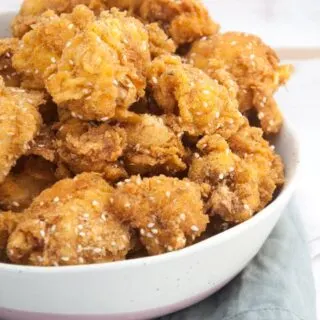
[160, 201, 316, 320]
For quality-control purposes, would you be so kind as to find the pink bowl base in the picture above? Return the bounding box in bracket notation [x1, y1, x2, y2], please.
[0, 277, 233, 320]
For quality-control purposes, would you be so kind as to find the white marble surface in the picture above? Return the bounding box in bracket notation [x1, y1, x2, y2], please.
[0, 0, 319, 317]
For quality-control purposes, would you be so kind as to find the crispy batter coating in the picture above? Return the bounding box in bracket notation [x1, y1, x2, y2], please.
[12, 6, 96, 90]
[146, 23, 176, 58]
[14, 6, 151, 120]
[11, 0, 107, 38]
[189, 122, 284, 223]
[0, 211, 21, 261]
[0, 78, 44, 183]
[187, 32, 293, 133]
[6, 172, 132, 266]
[111, 175, 208, 255]
[123, 114, 186, 175]
[148, 55, 244, 137]
[0, 156, 56, 212]
[139, 0, 219, 45]
[0, 39, 21, 87]
[56, 118, 128, 182]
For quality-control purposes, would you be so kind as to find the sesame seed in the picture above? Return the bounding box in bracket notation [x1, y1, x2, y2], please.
[37, 256, 44, 263]
[100, 213, 107, 221]
[39, 201, 44, 206]
[68, 24, 74, 30]
[77, 245, 83, 252]
[79, 232, 86, 237]
[12, 201, 20, 207]
[194, 153, 200, 159]
[226, 149, 230, 155]
[83, 213, 90, 219]
[151, 76, 158, 84]
[231, 41, 237, 46]
[69, 59, 74, 65]
[96, 36, 102, 43]
[215, 111, 220, 118]
[147, 222, 155, 228]
[203, 90, 210, 95]
[40, 230, 46, 238]
[269, 120, 275, 126]
[65, 41, 71, 48]
[140, 229, 145, 236]
[219, 173, 224, 180]
[78, 257, 84, 264]
[165, 191, 171, 198]
[262, 97, 267, 103]
[191, 225, 199, 232]
[50, 225, 56, 233]
[270, 145, 275, 151]
[249, 54, 255, 60]
[203, 102, 208, 108]
[244, 204, 250, 210]
[146, 232, 153, 238]
[92, 200, 99, 207]
[179, 213, 186, 221]
[111, 241, 117, 247]
[109, 197, 114, 204]
[151, 228, 158, 234]
[50, 57, 56, 63]
[167, 246, 173, 251]
[112, 79, 119, 86]
[229, 167, 235, 172]
[258, 112, 264, 119]
[53, 197, 59, 203]
[93, 248, 102, 254]
[61, 256, 70, 262]
[78, 225, 83, 230]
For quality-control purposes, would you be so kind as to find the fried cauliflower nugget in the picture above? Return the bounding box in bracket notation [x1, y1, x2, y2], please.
[146, 23, 176, 58]
[189, 122, 284, 223]
[11, 0, 107, 38]
[56, 118, 128, 182]
[0, 38, 21, 87]
[123, 114, 186, 175]
[111, 175, 208, 255]
[147, 55, 244, 137]
[139, 0, 219, 45]
[187, 32, 293, 134]
[12, 6, 96, 90]
[6, 172, 132, 266]
[0, 156, 56, 212]
[0, 78, 44, 183]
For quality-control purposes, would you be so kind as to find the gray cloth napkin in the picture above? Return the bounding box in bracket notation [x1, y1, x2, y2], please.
[160, 201, 316, 320]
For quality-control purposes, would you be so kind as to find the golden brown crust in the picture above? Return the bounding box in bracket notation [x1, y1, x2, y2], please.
[146, 23, 176, 58]
[56, 118, 128, 182]
[187, 32, 293, 134]
[0, 78, 44, 183]
[6, 173, 132, 266]
[147, 55, 244, 137]
[110, 175, 208, 255]
[0, 156, 57, 212]
[123, 114, 187, 176]
[139, 0, 219, 45]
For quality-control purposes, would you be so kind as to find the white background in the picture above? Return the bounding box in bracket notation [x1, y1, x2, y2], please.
[0, 0, 319, 318]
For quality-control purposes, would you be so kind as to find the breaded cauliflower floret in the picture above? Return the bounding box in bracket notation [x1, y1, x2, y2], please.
[56, 118, 128, 182]
[0, 78, 44, 183]
[139, 0, 219, 45]
[123, 114, 186, 175]
[111, 175, 208, 255]
[187, 32, 293, 134]
[46, 9, 150, 121]
[188, 122, 284, 223]
[11, 0, 107, 38]
[6, 173, 132, 266]
[12, 6, 95, 90]
[0, 156, 56, 212]
[147, 55, 244, 137]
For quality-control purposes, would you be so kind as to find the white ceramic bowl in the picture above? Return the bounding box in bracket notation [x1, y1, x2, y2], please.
[0, 12, 300, 320]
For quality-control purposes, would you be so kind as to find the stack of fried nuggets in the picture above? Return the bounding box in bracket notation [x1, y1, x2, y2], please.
[0, 0, 291, 266]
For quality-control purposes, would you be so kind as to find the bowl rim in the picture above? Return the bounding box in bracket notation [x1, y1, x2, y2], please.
[0, 120, 300, 273]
